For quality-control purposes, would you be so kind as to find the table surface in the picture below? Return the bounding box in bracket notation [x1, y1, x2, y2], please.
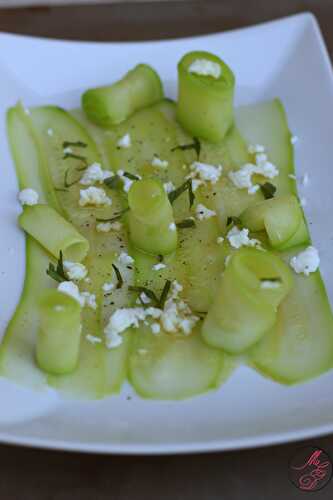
[1, 1, 333, 499]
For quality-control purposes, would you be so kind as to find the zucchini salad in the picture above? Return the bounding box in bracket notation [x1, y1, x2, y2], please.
[1, 51, 332, 400]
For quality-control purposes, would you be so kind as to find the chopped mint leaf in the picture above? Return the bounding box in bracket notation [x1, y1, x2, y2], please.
[46, 250, 67, 283]
[112, 264, 123, 289]
[176, 218, 196, 229]
[260, 182, 276, 200]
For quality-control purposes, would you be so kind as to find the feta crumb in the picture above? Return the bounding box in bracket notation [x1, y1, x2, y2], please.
[118, 252, 134, 265]
[84, 277, 91, 284]
[47, 128, 54, 137]
[138, 348, 148, 355]
[117, 169, 140, 193]
[188, 59, 221, 79]
[117, 133, 131, 149]
[290, 246, 320, 276]
[228, 151, 279, 194]
[248, 184, 260, 194]
[63, 261, 88, 281]
[248, 144, 265, 154]
[300, 197, 307, 207]
[96, 221, 122, 233]
[102, 282, 114, 293]
[57, 281, 85, 307]
[260, 280, 281, 289]
[152, 262, 166, 271]
[86, 334, 102, 345]
[63, 146, 73, 154]
[189, 161, 223, 184]
[104, 307, 147, 348]
[217, 236, 224, 244]
[227, 226, 260, 249]
[169, 222, 176, 231]
[151, 323, 161, 334]
[79, 187, 112, 207]
[152, 156, 169, 169]
[79, 163, 110, 185]
[291, 135, 298, 145]
[139, 292, 151, 304]
[191, 179, 203, 192]
[196, 203, 216, 221]
[81, 292, 97, 310]
[302, 173, 309, 186]
[164, 181, 175, 194]
[18, 188, 39, 206]
[288, 174, 297, 180]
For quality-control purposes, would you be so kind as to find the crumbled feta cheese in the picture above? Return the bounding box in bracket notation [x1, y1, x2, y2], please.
[169, 222, 176, 231]
[189, 161, 223, 184]
[291, 135, 298, 145]
[196, 204, 216, 221]
[227, 226, 260, 249]
[229, 155, 279, 194]
[151, 323, 161, 334]
[79, 187, 112, 207]
[300, 197, 307, 207]
[152, 262, 166, 271]
[117, 133, 131, 149]
[152, 156, 169, 169]
[63, 261, 88, 281]
[191, 179, 203, 192]
[96, 221, 122, 233]
[84, 277, 91, 284]
[117, 169, 141, 193]
[118, 252, 134, 265]
[248, 144, 265, 154]
[79, 163, 110, 185]
[290, 246, 320, 276]
[288, 174, 297, 180]
[47, 128, 54, 137]
[18, 188, 39, 206]
[63, 146, 73, 154]
[57, 281, 85, 307]
[248, 184, 260, 194]
[260, 280, 281, 289]
[81, 292, 97, 310]
[217, 236, 224, 244]
[139, 292, 151, 304]
[102, 282, 114, 293]
[104, 307, 147, 348]
[138, 348, 148, 355]
[86, 334, 102, 345]
[188, 58, 221, 79]
[302, 173, 309, 186]
[164, 181, 175, 193]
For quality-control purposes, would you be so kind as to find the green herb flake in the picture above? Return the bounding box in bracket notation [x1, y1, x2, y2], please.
[226, 216, 242, 227]
[171, 137, 201, 160]
[63, 152, 88, 164]
[168, 179, 195, 208]
[159, 279, 172, 309]
[46, 250, 67, 283]
[96, 207, 129, 223]
[62, 140, 87, 149]
[260, 182, 277, 200]
[176, 218, 196, 229]
[112, 264, 123, 289]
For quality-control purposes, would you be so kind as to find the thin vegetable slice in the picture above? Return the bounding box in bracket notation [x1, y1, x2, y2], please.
[19, 204, 89, 261]
[82, 64, 164, 127]
[249, 247, 333, 383]
[202, 248, 293, 353]
[177, 51, 235, 143]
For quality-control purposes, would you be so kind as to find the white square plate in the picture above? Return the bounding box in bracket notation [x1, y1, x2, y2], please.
[1, 12, 333, 454]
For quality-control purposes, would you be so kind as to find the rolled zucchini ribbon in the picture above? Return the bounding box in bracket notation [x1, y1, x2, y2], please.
[240, 194, 309, 250]
[202, 248, 293, 353]
[36, 290, 82, 375]
[19, 204, 89, 261]
[82, 64, 164, 127]
[128, 179, 177, 255]
[177, 51, 235, 143]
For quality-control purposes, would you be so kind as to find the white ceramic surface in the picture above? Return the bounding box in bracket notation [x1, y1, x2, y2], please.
[1, 13, 333, 454]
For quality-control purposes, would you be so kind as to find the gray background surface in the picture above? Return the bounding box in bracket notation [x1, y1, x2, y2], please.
[1, 1, 333, 498]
